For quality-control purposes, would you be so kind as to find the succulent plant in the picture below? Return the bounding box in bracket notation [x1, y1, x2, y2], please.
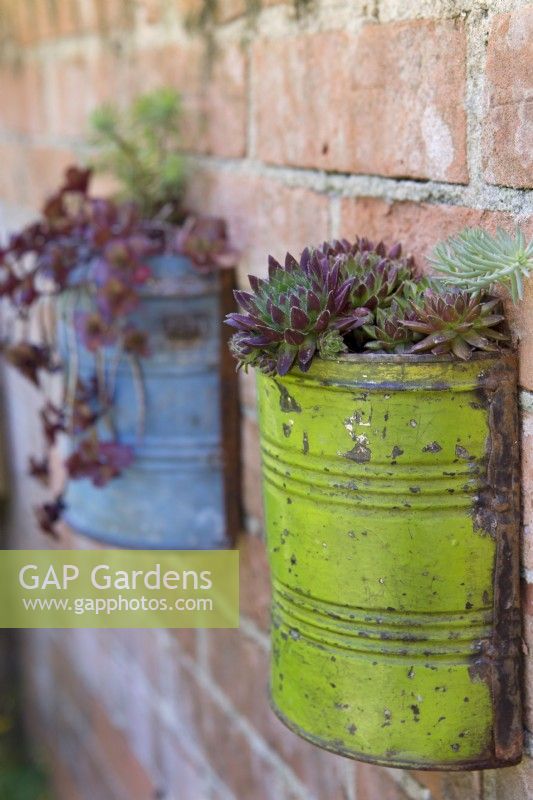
[430, 227, 533, 303]
[401, 288, 509, 360]
[334, 239, 416, 311]
[363, 301, 421, 354]
[226, 248, 372, 376]
[65, 439, 135, 487]
[174, 216, 238, 272]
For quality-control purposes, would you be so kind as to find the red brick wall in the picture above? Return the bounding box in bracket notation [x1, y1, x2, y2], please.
[1, 1, 532, 799]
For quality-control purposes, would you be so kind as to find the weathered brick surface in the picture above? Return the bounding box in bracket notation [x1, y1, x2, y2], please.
[484, 761, 533, 800]
[5, 0, 135, 44]
[253, 21, 468, 182]
[0, 142, 29, 206]
[339, 197, 533, 265]
[511, 276, 533, 391]
[137, 42, 248, 157]
[242, 414, 264, 523]
[239, 531, 271, 630]
[483, 7, 533, 189]
[339, 198, 533, 389]
[0, 143, 76, 209]
[206, 627, 355, 798]
[46, 48, 127, 138]
[410, 769, 482, 800]
[216, 0, 284, 23]
[186, 168, 330, 280]
[0, 61, 46, 136]
[178, 661, 297, 800]
[356, 764, 412, 800]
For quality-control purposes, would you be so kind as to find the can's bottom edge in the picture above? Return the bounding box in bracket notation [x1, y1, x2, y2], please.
[63, 515, 231, 551]
[269, 695, 522, 772]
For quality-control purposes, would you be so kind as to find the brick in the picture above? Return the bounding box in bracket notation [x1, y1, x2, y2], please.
[523, 582, 533, 733]
[484, 760, 533, 800]
[153, 724, 212, 800]
[483, 8, 533, 189]
[239, 532, 271, 629]
[253, 21, 468, 182]
[206, 627, 269, 722]
[79, 0, 136, 33]
[25, 147, 78, 209]
[0, 142, 29, 207]
[136, 0, 163, 25]
[49, 754, 85, 800]
[185, 168, 330, 280]
[180, 663, 296, 799]
[136, 41, 247, 158]
[0, 60, 46, 136]
[169, 626, 198, 657]
[217, 0, 249, 23]
[239, 368, 258, 413]
[511, 276, 533, 390]
[43, 0, 84, 38]
[46, 48, 126, 138]
[206, 626, 354, 798]
[50, 642, 157, 799]
[202, 43, 248, 157]
[175, 0, 205, 20]
[10, 0, 85, 43]
[216, 0, 283, 23]
[338, 197, 533, 265]
[9, 0, 46, 45]
[409, 770, 482, 800]
[93, 700, 156, 798]
[356, 764, 411, 800]
[242, 415, 263, 523]
[339, 198, 533, 389]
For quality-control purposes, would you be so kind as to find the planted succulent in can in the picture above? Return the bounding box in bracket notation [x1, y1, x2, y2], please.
[226, 229, 531, 769]
[0, 168, 240, 547]
[59, 252, 239, 548]
[257, 352, 520, 769]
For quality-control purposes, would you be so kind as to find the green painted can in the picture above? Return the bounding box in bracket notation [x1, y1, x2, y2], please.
[257, 352, 522, 771]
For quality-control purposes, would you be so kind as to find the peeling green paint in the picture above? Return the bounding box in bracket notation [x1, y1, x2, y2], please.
[257, 353, 522, 769]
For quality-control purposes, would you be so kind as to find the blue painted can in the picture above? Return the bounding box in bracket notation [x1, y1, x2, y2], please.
[59, 255, 239, 549]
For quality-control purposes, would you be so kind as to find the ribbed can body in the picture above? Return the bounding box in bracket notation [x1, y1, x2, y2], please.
[61, 255, 236, 549]
[257, 353, 522, 770]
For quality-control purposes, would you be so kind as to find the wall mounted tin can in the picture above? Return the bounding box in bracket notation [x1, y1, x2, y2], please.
[257, 352, 522, 770]
[61, 254, 241, 549]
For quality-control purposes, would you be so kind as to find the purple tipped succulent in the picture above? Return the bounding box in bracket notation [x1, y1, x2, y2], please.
[335, 239, 416, 311]
[402, 289, 509, 360]
[226, 247, 372, 376]
[363, 302, 421, 354]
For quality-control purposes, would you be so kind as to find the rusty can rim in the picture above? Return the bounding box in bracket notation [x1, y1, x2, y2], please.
[323, 349, 517, 365]
[269, 349, 518, 392]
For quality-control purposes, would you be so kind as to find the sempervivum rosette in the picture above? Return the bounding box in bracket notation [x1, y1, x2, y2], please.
[363, 300, 422, 354]
[226, 248, 372, 376]
[401, 288, 509, 360]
